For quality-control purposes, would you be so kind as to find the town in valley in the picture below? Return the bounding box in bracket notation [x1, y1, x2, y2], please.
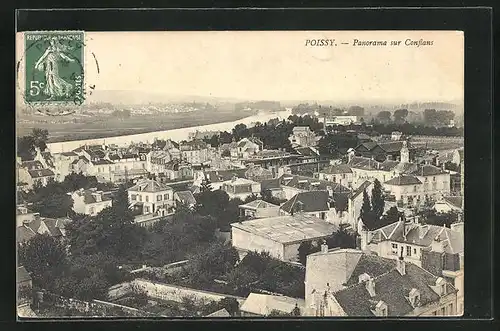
[16, 102, 464, 318]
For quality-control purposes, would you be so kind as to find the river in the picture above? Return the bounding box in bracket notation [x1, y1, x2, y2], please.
[46, 109, 293, 153]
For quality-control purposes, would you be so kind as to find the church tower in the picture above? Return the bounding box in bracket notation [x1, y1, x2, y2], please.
[400, 140, 410, 163]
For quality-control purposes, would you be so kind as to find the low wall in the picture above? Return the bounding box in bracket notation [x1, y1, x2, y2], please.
[110, 279, 245, 305]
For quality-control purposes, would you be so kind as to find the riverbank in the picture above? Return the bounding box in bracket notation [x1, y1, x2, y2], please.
[46, 109, 293, 153]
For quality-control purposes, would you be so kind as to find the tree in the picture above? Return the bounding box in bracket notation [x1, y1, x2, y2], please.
[297, 241, 320, 265]
[62, 173, 98, 192]
[261, 189, 285, 206]
[371, 179, 385, 220]
[218, 297, 239, 317]
[360, 189, 372, 227]
[18, 234, 68, 290]
[380, 206, 402, 227]
[393, 109, 409, 124]
[376, 111, 392, 124]
[186, 242, 239, 287]
[17, 135, 36, 161]
[32, 128, 49, 151]
[28, 181, 74, 218]
[244, 194, 259, 204]
[326, 227, 357, 249]
[348, 105, 365, 116]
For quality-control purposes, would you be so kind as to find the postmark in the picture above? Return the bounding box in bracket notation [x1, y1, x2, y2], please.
[24, 31, 85, 109]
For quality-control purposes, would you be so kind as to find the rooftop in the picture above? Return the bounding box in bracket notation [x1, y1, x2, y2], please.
[231, 214, 338, 244]
[174, 190, 197, 206]
[17, 266, 32, 283]
[319, 164, 353, 175]
[280, 191, 330, 214]
[27, 168, 55, 178]
[240, 293, 305, 316]
[128, 179, 173, 193]
[239, 199, 279, 210]
[370, 221, 463, 255]
[384, 175, 422, 186]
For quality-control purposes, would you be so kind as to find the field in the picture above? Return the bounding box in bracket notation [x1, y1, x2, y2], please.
[410, 135, 464, 151]
[17, 108, 256, 143]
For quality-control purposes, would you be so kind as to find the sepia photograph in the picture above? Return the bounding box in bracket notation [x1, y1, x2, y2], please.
[16, 30, 464, 318]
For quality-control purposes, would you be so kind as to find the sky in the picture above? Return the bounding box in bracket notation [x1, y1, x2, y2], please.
[17, 30, 464, 104]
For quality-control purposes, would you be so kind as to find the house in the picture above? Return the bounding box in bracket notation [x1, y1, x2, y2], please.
[391, 131, 403, 141]
[383, 175, 423, 207]
[315, 164, 353, 188]
[108, 153, 147, 180]
[279, 190, 346, 224]
[260, 178, 285, 200]
[360, 220, 464, 315]
[347, 180, 375, 230]
[238, 199, 281, 219]
[70, 156, 90, 175]
[17, 213, 70, 246]
[174, 190, 197, 209]
[128, 179, 175, 216]
[221, 177, 261, 200]
[433, 196, 463, 213]
[71, 188, 113, 216]
[321, 115, 359, 126]
[235, 137, 263, 158]
[354, 140, 418, 162]
[193, 168, 249, 191]
[278, 174, 350, 200]
[162, 160, 193, 181]
[304, 248, 458, 316]
[294, 146, 321, 164]
[17, 160, 55, 189]
[17, 266, 33, 308]
[289, 126, 317, 147]
[219, 141, 239, 158]
[204, 308, 231, 317]
[244, 164, 273, 182]
[240, 293, 305, 316]
[52, 151, 79, 181]
[179, 140, 210, 165]
[231, 214, 338, 262]
[146, 150, 180, 174]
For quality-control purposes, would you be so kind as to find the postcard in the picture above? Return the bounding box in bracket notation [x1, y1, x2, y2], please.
[16, 30, 464, 318]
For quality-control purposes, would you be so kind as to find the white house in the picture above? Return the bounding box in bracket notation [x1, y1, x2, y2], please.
[71, 188, 113, 216]
[221, 177, 261, 200]
[128, 179, 175, 215]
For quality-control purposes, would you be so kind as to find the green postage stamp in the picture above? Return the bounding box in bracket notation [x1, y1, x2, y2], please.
[24, 31, 85, 105]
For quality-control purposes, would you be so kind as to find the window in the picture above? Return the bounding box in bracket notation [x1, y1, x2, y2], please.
[413, 186, 417, 192]
[448, 303, 454, 315]
[413, 248, 417, 255]
[146, 196, 149, 202]
[433, 176, 436, 182]
[131, 195, 136, 201]
[157, 195, 162, 201]
[164, 193, 169, 200]
[406, 246, 412, 256]
[391, 243, 398, 255]
[440, 307, 446, 315]
[139, 195, 142, 202]
[144, 206, 150, 213]
[89, 207, 94, 214]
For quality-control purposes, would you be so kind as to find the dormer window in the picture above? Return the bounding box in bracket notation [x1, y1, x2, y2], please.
[371, 300, 388, 317]
[408, 288, 421, 308]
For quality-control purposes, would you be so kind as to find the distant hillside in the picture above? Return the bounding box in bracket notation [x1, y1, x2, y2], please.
[87, 90, 250, 105]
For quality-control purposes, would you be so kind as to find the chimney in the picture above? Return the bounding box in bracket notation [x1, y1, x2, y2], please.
[365, 277, 376, 297]
[441, 163, 446, 171]
[320, 242, 329, 253]
[396, 256, 406, 275]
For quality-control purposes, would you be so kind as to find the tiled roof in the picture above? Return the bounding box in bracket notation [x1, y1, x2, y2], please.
[442, 196, 463, 209]
[205, 308, 231, 317]
[393, 162, 418, 174]
[260, 178, 281, 190]
[278, 174, 350, 193]
[384, 175, 422, 186]
[294, 146, 320, 157]
[17, 266, 32, 283]
[27, 168, 55, 178]
[180, 140, 208, 150]
[91, 159, 114, 165]
[239, 199, 279, 210]
[174, 191, 197, 206]
[21, 160, 44, 171]
[370, 221, 464, 255]
[280, 191, 330, 214]
[128, 179, 173, 193]
[17, 226, 36, 243]
[410, 164, 447, 177]
[320, 164, 353, 175]
[245, 166, 273, 179]
[205, 169, 248, 183]
[292, 126, 311, 133]
[231, 214, 338, 244]
[350, 180, 372, 200]
[356, 141, 378, 151]
[377, 141, 414, 153]
[240, 293, 305, 316]
[73, 189, 112, 204]
[333, 262, 455, 316]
